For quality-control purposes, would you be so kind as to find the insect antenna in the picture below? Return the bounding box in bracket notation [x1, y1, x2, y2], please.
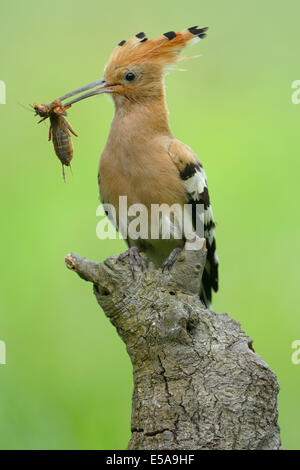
[18, 102, 34, 113]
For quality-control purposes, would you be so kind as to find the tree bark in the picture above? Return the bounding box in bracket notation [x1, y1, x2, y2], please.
[65, 243, 281, 450]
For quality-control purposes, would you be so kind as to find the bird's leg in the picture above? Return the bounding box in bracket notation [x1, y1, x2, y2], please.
[117, 246, 143, 278]
[161, 247, 183, 272]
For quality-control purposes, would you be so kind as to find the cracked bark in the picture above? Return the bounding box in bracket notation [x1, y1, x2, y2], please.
[65, 243, 281, 450]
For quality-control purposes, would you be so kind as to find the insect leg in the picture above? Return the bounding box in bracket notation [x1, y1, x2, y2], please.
[38, 116, 48, 124]
[48, 125, 52, 141]
[65, 118, 78, 137]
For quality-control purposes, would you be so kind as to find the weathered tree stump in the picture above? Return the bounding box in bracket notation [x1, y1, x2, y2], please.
[65, 243, 281, 450]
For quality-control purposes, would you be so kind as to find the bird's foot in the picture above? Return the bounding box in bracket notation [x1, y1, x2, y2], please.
[161, 247, 183, 272]
[117, 246, 143, 278]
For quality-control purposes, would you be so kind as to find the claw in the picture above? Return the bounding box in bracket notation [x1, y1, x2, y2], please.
[161, 247, 183, 272]
[118, 246, 143, 278]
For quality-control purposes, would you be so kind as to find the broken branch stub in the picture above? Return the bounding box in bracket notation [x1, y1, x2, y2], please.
[65, 244, 281, 450]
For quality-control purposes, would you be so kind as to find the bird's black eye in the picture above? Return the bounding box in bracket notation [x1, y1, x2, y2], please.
[125, 72, 135, 82]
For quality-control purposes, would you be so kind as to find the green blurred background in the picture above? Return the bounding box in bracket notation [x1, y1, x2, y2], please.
[0, 0, 299, 450]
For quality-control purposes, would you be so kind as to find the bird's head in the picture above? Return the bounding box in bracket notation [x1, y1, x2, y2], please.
[60, 26, 208, 108]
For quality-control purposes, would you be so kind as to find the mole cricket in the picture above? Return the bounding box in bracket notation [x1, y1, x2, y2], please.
[33, 99, 77, 182]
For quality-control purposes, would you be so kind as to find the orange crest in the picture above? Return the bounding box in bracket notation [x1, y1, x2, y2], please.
[106, 26, 208, 69]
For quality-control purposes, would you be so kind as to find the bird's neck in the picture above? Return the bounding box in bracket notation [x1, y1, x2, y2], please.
[108, 96, 172, 146]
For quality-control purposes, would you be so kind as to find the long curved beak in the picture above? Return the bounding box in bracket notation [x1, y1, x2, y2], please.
[58, 77, 114, 107]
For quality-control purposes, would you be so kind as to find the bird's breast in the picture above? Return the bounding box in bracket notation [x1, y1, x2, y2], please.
[99, 138, 187, 211]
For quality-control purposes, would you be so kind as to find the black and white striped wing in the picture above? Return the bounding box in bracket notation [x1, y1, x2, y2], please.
[168, 140, 219, 307]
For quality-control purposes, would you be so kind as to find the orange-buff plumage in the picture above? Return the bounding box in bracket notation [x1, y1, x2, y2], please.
[61, 26, 218, 307]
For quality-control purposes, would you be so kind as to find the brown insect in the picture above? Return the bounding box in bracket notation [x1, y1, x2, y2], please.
[33, 99, 77, 182]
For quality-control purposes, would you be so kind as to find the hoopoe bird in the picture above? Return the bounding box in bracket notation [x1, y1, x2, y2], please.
[60, 26, 219, 307]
